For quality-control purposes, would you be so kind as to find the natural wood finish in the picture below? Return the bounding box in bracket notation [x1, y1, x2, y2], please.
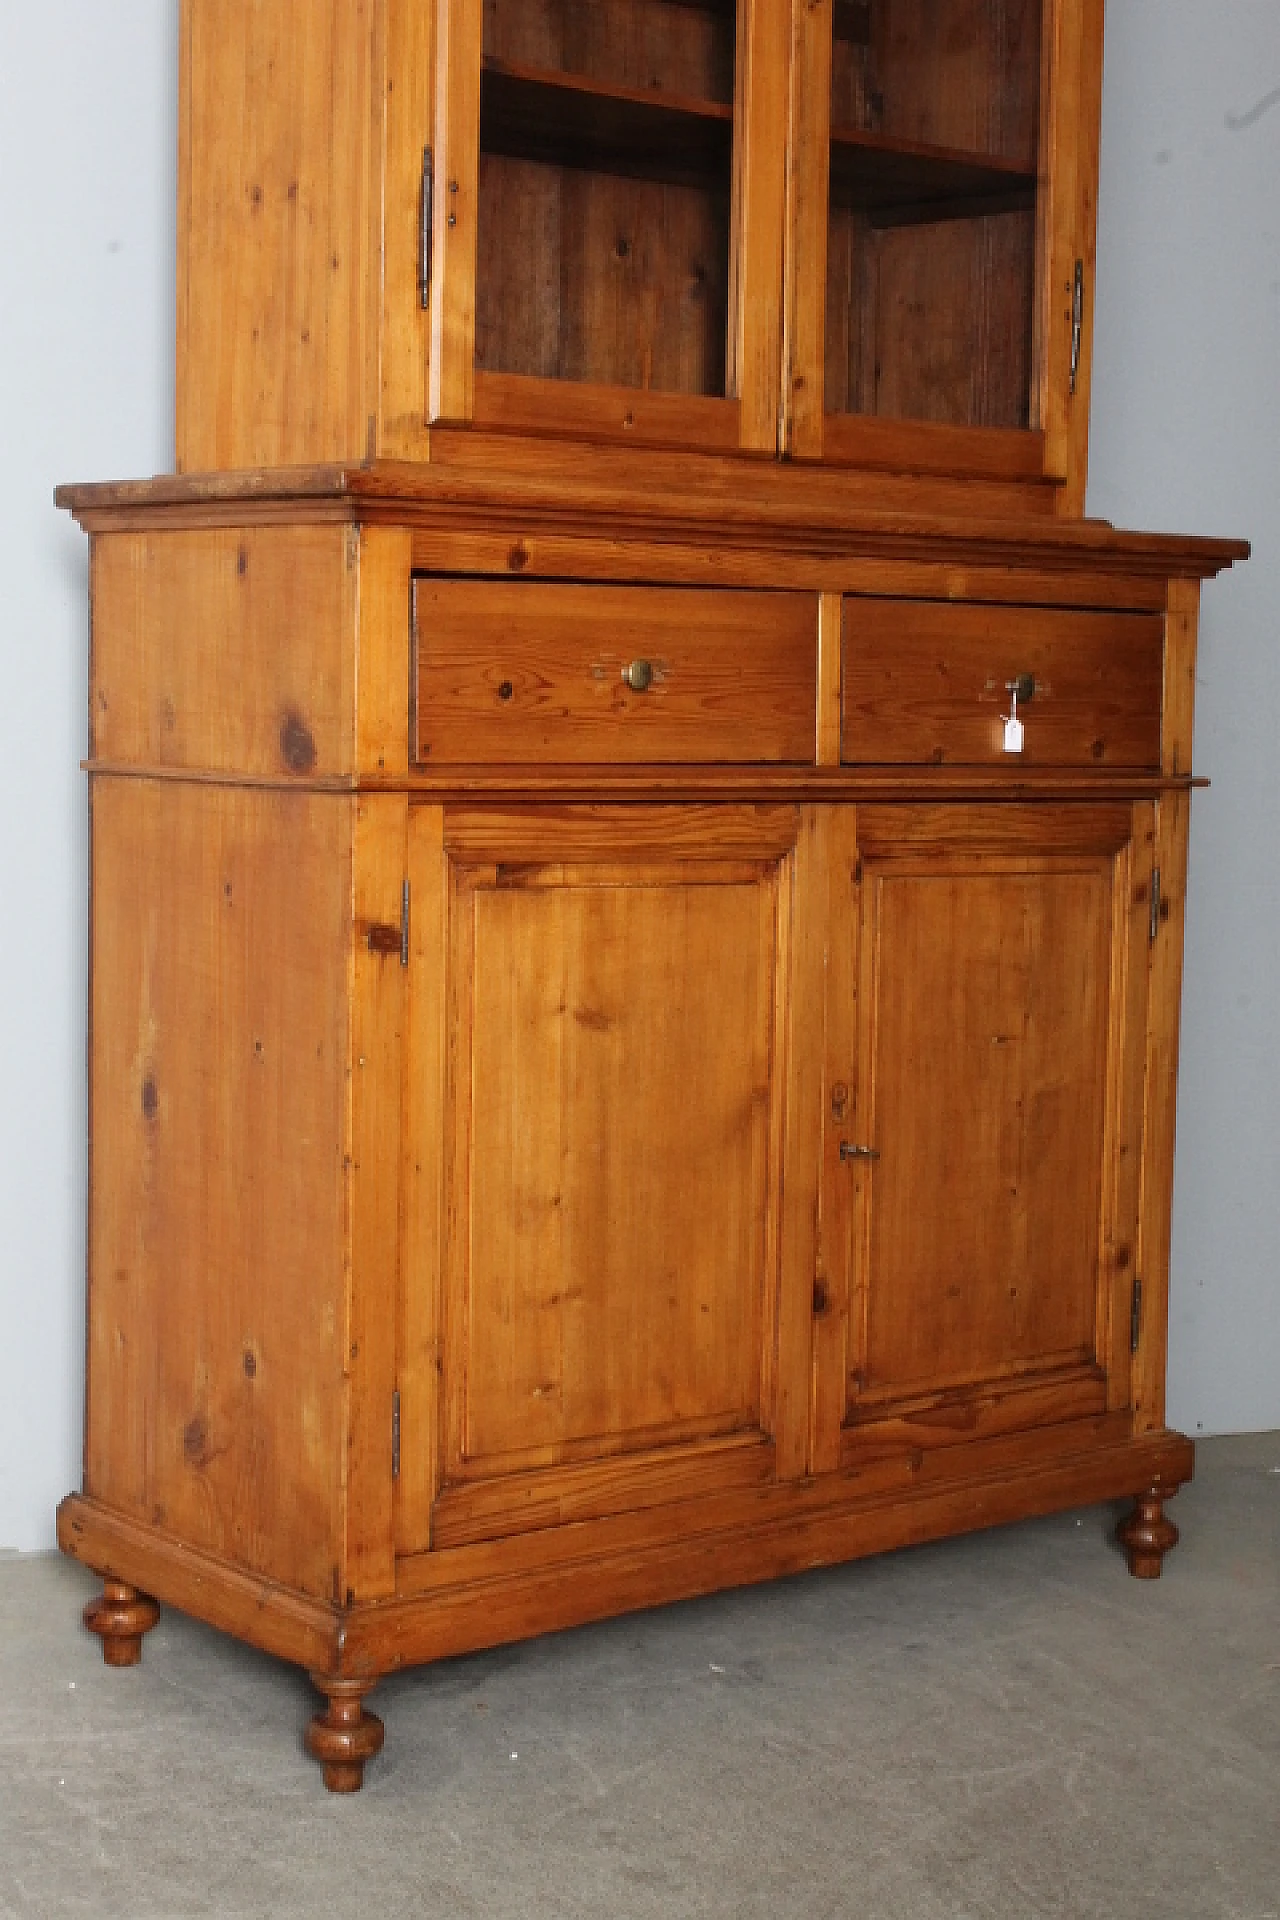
[344, 797, 408, 1601]
[430, 0, 483, 423]
[471, 373, 743, 453]
[417, 803, 807, 1548]
[412, 579, 817, 763]
[781, 0, 834, 457]
[1039, 0, 1105, 510]
[397, 804, 449, 1555]
[177, 0, 384, 471]
[823, 803, 1146, 1456]
[816, 592, 843, 765]
[83, 1579, 160, 1668]
[306, 1678, 385, 1793]
[87, 778, 353, 1601]
[1117, 1487, 1180, 1580]
[91, 526, 359, 780]
[64, 0, 1243, 1785]
[379, 0, 435, 458]
[729, 0, 789, 449]
[841, 600, 1164, 768]
[58, 460, 1248, 579]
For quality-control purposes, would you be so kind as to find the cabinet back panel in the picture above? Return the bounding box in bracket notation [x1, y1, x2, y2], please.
[483, 0, 735, 102]
[860, 0, 1042, 164]
[446, 860, 782, 1476]
[826, 210, 1035, 430]
[476, 157, 730, 396]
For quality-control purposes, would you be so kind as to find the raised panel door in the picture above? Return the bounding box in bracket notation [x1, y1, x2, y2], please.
[398, 803, 821, 1555]
[812, 802, 1153, 1471]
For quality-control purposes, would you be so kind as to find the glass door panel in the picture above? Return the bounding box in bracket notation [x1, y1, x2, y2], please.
[476, 0, 738, 403]
[824, 0, 1042, 431]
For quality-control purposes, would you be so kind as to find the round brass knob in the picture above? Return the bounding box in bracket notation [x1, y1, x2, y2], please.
[621, 659, 654, 693]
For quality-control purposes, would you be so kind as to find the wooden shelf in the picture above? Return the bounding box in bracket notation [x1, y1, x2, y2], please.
[481, 60, 733, 192]
[830, 125, 1037, 229]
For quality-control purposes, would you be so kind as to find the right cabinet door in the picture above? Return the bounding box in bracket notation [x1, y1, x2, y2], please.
[813, 801, 1154, 1473]
[784, 0, 1102, 502]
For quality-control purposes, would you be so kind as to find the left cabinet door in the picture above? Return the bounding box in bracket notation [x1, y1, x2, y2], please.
[397, 803, 821, 1557]
[428, 0, 789, 452]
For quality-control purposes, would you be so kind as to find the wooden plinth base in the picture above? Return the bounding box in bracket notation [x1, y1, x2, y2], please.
[305, 1677, 385, 1793]
[84, 1578, 160, 1666]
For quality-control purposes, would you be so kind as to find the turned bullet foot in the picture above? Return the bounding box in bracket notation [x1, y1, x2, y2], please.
[84, 1578, 160, 1666]
[305, 1677, 385, 1793]
[1118, 1487, 1180, 1579]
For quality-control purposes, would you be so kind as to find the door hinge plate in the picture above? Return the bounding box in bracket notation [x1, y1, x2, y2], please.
[1130, 1276, 1143, 1355]
[392, 1388, 401, 1481]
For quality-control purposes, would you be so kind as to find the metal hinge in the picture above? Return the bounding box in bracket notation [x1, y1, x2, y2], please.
[1069, 258, 1084, 396]
[392, 1389, 401, 1480]
[367, 881, 410, 967]
[1149, 867, 1161, 945]
[419, 147, 433, 309]
[1130, 1276, 1143, 1355]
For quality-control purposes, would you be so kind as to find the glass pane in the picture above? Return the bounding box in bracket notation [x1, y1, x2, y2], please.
[825, 0, 1042, 430]
[476, 0, 737, 399]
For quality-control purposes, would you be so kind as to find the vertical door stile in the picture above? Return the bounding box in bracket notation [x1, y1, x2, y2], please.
[781, 0, 834, 458]
[810, 806, 860, 1474]
[730, 0, 791, 450]
[429, 0, 482, 422]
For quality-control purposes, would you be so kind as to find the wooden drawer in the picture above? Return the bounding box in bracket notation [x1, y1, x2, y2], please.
[842, 599, 1164, 768]
[412, 581, 818, 764]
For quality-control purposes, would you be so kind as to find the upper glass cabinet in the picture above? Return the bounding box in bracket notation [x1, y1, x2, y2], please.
[426, 0, 1097, 490]
[431, 0, 788, 453]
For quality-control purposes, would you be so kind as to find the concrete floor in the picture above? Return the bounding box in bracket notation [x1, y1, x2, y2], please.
[1, 1435, 1277, 1920]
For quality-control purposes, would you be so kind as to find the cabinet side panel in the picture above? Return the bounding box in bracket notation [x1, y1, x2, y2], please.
[86, 780, 353, 1601]
[91, 528, 357, 779]
[177, 0, 384, 471]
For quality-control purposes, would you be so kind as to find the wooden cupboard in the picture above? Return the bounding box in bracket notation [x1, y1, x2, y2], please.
[57, 0, 1247, 1792]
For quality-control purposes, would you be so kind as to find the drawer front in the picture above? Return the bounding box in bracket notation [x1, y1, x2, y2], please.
[413, 581, 818, 765]
[842, 599, 1164, 768]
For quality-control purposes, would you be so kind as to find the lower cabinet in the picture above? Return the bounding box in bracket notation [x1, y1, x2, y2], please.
[398, 795, 1157, 1556]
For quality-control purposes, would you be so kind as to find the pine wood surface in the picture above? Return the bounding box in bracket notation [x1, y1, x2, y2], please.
[57, 1423, 1194, 1683]
[841, 600, 1164, 767]
[412, 579, 817, 763]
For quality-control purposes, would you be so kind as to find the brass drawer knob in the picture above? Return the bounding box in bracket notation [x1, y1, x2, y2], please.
[621, 658, 654, 693]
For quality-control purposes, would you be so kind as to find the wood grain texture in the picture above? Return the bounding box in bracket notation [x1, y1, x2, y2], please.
[430, 0, 483, 421]
[343, 796, 409, 1601]
[87, 778, 353, 1601]
[178, 0, 384, 470]
[379, 0, 435, 459]
[433, 805, 800, 1539]
[842, 599, 1164, 768]
[729, 0, 789, 449]
[412, 579, 818, 763]
[91, 526, 358, 779]
[1039, 0, 1104, 508]
[396, 804, 449, 1555]
[819, 801, 1148, 1455]
[365, 1430, 1194, 1671]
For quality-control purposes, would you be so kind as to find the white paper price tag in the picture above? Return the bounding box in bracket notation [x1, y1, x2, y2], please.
[1003, 713, 1025, 754]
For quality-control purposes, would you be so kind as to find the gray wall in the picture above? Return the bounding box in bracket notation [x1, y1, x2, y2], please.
[1, 4, 1276, 1550]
